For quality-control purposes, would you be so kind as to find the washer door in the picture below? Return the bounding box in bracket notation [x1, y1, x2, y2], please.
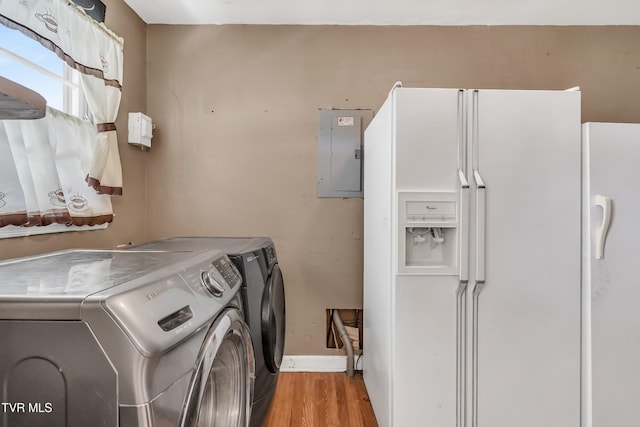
[180, 308, 255, 427]
[261, 264, 286, 373]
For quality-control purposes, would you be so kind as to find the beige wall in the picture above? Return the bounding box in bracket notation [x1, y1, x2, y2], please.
[2, 21, 639, 356]
[0, 0, 148, 260]
[145, 25, 640, 355]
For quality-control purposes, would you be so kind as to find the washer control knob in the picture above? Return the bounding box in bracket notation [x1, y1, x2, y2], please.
[201, 269, 224, 297]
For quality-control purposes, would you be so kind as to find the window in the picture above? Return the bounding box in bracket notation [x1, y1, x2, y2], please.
[0, 25, 89, 119]
[0, 0, 124, 239]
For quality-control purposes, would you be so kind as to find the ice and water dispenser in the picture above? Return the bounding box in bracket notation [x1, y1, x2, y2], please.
[398, 192, 460, 275]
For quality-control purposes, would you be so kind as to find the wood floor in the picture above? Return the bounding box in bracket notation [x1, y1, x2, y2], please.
[262, 372, 379, 427]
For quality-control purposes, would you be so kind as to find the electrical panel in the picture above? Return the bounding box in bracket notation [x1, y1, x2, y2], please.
[317, 109, 373, 198]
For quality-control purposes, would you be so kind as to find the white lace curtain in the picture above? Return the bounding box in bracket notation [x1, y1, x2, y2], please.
[0, 0, 124, 228]
[0, 107, 113, 227]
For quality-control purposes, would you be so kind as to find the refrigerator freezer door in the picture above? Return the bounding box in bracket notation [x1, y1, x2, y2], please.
[469, 90, 581, 427]
[393, 88, 463, 427]
[583, 122, 640, 427]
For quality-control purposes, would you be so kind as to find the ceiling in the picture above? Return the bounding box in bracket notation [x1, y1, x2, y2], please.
[122, 0, 640, 25]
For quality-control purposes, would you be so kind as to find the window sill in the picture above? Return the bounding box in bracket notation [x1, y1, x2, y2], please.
[0, 223, 108, 239]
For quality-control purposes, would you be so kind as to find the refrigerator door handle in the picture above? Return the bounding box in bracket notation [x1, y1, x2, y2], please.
[455, 280, 468, 427]
[456, 170, 470, 427]
[471, 280, 485, 427]
[474, 170, 486, 282]
[594, 195, 612, 259]
[458, 169, 470, 282]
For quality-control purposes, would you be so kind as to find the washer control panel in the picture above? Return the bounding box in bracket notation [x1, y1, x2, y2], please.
[201, 269, 225, 297]
[102, 250, 244, 357]
[199, 256, 242, 297]
[213, 257, 241, 287]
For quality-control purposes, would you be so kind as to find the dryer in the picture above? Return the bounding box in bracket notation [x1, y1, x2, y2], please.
[133, 237, 286, 427]
[0, 248, 254, 427]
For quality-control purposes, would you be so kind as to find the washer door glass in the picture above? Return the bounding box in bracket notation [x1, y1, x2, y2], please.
[182, 309, 254, 427]
[196, 338, 244, 426]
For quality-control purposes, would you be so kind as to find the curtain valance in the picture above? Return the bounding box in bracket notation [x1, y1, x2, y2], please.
[0, 0, 123, 84]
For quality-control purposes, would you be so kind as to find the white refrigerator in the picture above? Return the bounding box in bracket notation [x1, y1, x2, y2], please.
[582, 122, 640, 427]
[363, 85, 581, 427]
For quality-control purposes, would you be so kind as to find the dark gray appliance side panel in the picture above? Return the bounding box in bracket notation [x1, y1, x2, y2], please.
[0, 321, 117, 427]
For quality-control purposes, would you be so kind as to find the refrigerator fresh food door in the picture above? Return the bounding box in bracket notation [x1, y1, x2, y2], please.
[469, 89, 581, 427]
[583, 122, 640, 427]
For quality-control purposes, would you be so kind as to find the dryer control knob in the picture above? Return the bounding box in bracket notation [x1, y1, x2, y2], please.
[201, 270, 224, 297]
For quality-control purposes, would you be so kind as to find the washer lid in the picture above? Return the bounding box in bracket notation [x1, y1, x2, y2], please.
[0, 249, 197, 319]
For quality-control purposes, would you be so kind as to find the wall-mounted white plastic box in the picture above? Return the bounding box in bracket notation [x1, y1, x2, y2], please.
[128, 112, 153, 149]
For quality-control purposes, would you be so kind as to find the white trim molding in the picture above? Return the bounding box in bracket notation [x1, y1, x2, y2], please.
[280, 355, 364, 373]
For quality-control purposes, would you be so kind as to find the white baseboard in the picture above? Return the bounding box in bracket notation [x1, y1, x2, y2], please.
[280, 355, 364, 372]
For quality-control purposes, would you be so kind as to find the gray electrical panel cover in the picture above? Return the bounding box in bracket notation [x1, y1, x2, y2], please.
[317, 109, 373, 198]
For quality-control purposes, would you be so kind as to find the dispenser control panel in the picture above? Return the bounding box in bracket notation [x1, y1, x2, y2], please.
[405, 200, 456, 222]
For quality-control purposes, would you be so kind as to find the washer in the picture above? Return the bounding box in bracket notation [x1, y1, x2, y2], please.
[133, 237, 286, 427]
[0, 248, 254, 427]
